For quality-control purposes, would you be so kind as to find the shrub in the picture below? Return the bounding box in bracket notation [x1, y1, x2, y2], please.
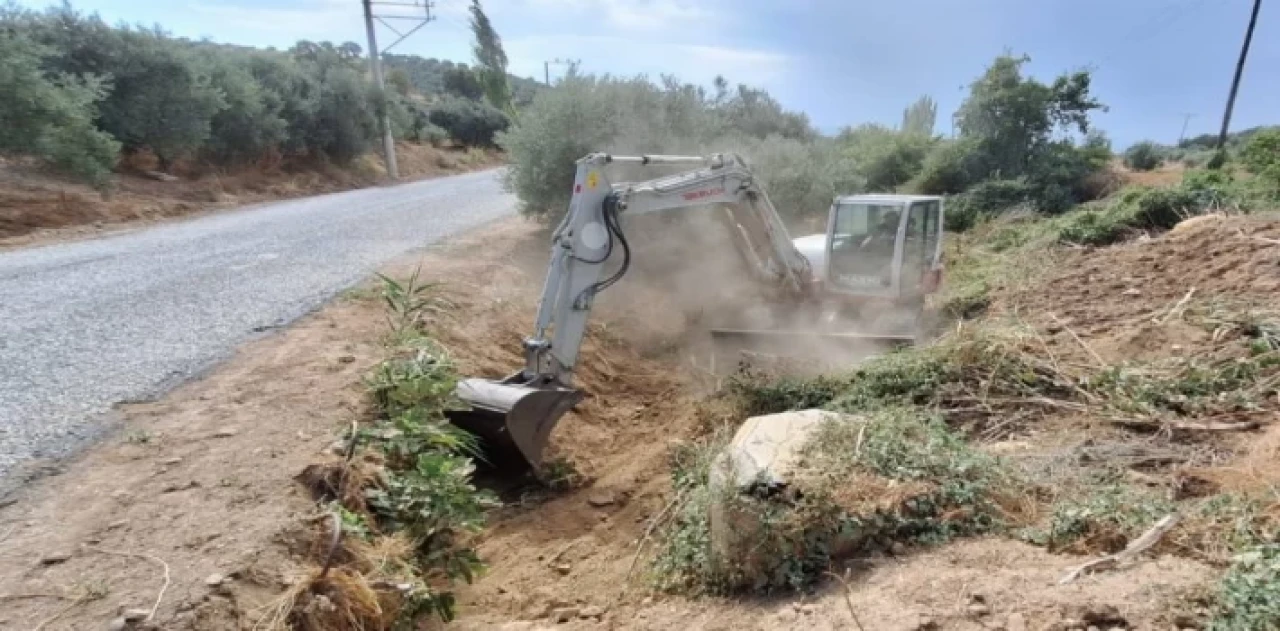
[202, 52, 288, 164]
[428, 97, 509, 147]
[837, 124, 933, 192]
[1123, 141, 1163, 171]
[1239, 128, 1280, 188]
[1239, 128, 1280, 174]
[913, 138, 987, 195]
[946, 178, 1034, 230]
[0, 31, 120, 186]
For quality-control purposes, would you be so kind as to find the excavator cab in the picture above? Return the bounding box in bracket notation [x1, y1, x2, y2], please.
[818, 194, 944, 303]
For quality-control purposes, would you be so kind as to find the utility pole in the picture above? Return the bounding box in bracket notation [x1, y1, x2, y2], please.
[362, 0, 435, 181]
[1215, 0, 1262, 153]
[543, 58, 576, 86]
[1178, 113, 1195, 144]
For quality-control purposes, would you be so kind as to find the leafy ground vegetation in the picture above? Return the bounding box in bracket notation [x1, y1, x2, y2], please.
[645, 182, 1280, 629]
[282, 269, 497, 629]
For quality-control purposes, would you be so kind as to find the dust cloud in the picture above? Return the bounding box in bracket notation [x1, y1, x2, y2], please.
[583, 189, 909, 378]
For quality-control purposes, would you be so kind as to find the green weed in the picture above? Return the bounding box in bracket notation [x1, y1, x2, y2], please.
[1020, 482, 1172, 554]
[365, 339, 462, 418]
[376, 265, 446, 336]
[1208, 544, 1280, 631]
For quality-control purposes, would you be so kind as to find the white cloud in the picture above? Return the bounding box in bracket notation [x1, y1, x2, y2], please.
[184, 0, 356, 39]
[505, 33, 789, 88]
[521, 0, 717, 32]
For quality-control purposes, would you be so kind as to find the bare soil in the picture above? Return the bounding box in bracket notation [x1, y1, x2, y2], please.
[0, 142, 503, 248]
[3, 214, 1278, 630]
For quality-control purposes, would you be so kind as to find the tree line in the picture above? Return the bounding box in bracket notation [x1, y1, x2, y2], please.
[0, 2, 521, 189]
[502, 54, 1115, 230]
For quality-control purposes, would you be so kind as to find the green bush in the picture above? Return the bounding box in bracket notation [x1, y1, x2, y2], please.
[1123, 141, 1163, 171]
[1240, 128, 1280, 188]
[1239, 128, 1280, 174]
[837, 124, 933, 192]
[428, 97, 510, 147]
[1055, 185, 1200, 246]
[0, 31, 119, 186]
[202, 52, 288, 164]
[946, 178, 1034, 230]
[913, 137, 987, 195]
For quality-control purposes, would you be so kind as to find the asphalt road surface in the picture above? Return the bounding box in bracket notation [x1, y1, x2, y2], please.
[0, 169, 515, 486]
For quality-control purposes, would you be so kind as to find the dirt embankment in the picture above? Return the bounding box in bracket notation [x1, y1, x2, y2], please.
[1, 214, 1277, 630]
[0, 142, 503, 247]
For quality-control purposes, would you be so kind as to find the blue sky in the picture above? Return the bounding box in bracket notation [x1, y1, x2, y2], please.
[17, 0, 1278, 147]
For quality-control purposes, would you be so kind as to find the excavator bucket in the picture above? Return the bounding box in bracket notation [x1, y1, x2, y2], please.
[447, 377, 583, 472]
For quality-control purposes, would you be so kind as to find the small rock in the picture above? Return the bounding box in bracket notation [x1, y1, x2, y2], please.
[641, 596, 653, 606]
[967, 602, 991, 617]
[911, 617, 940, 631]
[1049, 620, 1085, 631]
[162, 480, 200, 493]
[1006, 612, 1028, 631]
[106, 520, 128, 530]
[552, 562, 572, 575]
[205, 573, 225, 587]
[107, 617, 128, 631]
[337, 355, 356, 364]
[796, 604, 817, 615]
[579, 605, 606, 619]
[1080, 604, 1125, 626]
[551, 607, 579, 623]
[890, 541, 907, 555]
[586, 491, 615, 508]
[122, 608, 150, 622]
[1087, 626, 1100, 631]
[40, 552, 71, 565]
[1122, 288, 1141, 296]
[161, 457, 182, 466]
[213, 428, 238, 438]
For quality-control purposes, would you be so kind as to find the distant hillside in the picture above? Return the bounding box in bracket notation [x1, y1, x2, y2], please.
[381, 54, 542, 105]
[1179, 125, 1280, 150]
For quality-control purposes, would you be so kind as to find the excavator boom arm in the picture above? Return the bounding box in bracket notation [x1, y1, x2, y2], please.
[525, 152, 811, 385]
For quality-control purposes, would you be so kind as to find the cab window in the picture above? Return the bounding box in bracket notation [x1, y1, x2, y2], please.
[829, 203, 901, 290]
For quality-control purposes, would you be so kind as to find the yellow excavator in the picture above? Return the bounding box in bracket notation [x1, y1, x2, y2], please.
[446, 152, 945, 470]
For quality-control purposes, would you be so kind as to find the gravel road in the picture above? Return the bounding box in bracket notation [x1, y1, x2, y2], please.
[0, 169, 515, 485]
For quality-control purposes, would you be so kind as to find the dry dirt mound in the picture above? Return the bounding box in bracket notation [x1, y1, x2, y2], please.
[1003, 215, 1280, 364]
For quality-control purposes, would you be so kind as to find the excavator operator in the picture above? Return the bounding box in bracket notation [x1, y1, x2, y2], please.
[859, 209, 900, 249]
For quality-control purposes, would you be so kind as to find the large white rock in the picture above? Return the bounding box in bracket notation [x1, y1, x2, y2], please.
[708, 409, 836, 492]
[706, 409, 853, 586]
